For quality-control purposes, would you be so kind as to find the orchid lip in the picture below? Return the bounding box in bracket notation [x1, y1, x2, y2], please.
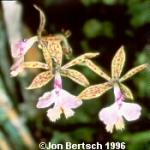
[99, 101, 142, 133]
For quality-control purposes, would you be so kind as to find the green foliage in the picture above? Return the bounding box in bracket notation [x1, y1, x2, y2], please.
[81, 0, 121, 6]
[127, 1, 150, 27]
[133, 46, 150, 97]
[114, 131, 150, 150]
[102, 0, 117, 5]
[83, 19, 113, 38]
[81, 0, 100, 6]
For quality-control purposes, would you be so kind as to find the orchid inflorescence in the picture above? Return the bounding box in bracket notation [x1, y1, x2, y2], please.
[10, 5, 148, 133]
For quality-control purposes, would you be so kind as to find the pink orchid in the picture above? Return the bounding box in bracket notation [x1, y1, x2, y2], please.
[10, 36, 38, 76]
[99, 84, 141, 133]
[36, 73, 82, 122]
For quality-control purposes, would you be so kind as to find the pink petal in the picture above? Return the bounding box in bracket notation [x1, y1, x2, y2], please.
[99, 103, 120, 125]
[54, 73, 62, 90]
[10, 57, 24, 77]
[11, 41, 26, 58]
[121, 102, 141, 121]
[114, 85, 124, 103]
[47, 107, 62, 122]
[58, 89, 82, 109]
[37, 91, 54, 108]
[24, 36, 38, 53]
[11, 36, 38, 58]
[63, 108, 75, 118]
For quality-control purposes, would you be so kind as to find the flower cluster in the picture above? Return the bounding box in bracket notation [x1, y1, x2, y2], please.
[10, 6, 148, 133]
[79, 46, 147, 132]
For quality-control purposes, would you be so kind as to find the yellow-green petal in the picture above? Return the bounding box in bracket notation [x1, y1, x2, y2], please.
[61, 68, 89, 87]
[62, 52, 99, 69]
[23, 61, 49, 69]
[78, 82, 112, 100]
[83, 59, 111, 81]
[120, 64, 148, 82]
[120, 83, 134, 100]
[26, 71, 53, 89]
[111, 46, 126, 79]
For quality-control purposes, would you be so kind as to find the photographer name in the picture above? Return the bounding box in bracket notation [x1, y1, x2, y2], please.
[39, 141, 126, 150]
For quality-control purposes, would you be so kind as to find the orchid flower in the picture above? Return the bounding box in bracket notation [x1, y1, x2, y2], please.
[36, 72, 82, 122]
[25, 20, 99, 89]
[26, 37, 99, 89]
[79, 46, 147, 132]
[99, 83, 141, 133]
[9, 5, 94, 122]
[10, 5, 99, 89]
[10, 36, 38, 76]
[10, 5, 71, 77]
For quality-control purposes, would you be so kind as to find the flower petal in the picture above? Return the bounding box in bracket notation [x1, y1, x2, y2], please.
[79, 82, 112, 100]
[39, 42, 53, 70]
[106, 124, 114, 133]
[23, 61, 49, 69]
[62, 52, 99, 69]
[26, 71, 53, 89]
[120, 64, 148, 82]
[48, 40, 63, 66]
[24, 36, 38, 53]
[59, 89, 82, 109]
[111, 46, 126, 79]
[10, 57, 24, 77]
[11, 40, 27, 58]
[114, 117, 125, 131]
[60, 69, 89, 87]
[11, 36, 38, 58]
[63, 108, 75, 118]
[82, 59, 111, 81]
[47, 107, 62, 122]
[120, 83, 134, 100]
[37, 92, 54, 108]
[99, 103, 120, 125]
[114, 84, 124, 102]
[54, 73, 62, 90]
[121, 102, 141, 121]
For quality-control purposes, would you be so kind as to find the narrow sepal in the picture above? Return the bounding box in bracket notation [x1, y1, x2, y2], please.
[62, 52, 99, 69]
[40, 44, 53, 71]
[48, 40, 63, 66]
[120, 83, 134, 100]
[23, 61, 49, 69]
[61, 68, 89, 87]
[26, 71, 53, 89]
[111, 46, 126, 79]
[120, 64, 148, 82]
[78, 82, 112, 100]
[83, 59, 111, 81]
[34, 5, 46, 37]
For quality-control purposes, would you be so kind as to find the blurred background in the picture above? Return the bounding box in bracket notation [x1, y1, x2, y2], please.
[0, 0, 150, 150]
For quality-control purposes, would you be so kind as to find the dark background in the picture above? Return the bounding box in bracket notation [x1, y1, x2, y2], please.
[0, 0, 150, 149]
